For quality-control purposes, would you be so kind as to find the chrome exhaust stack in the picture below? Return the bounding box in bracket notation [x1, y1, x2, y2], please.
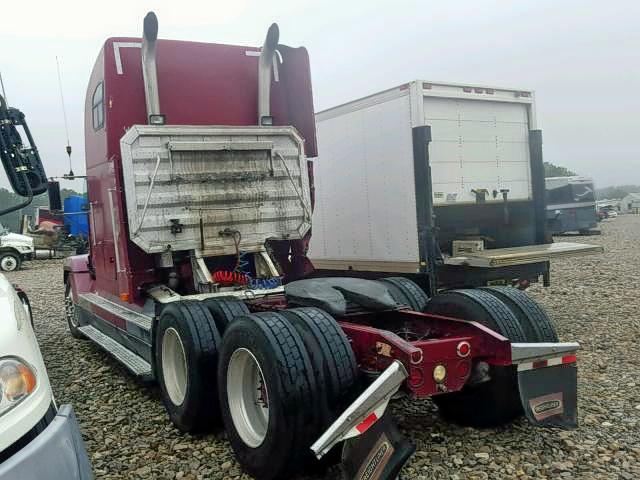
[142, 12, 163, 125]
[258, 23, 279, 126]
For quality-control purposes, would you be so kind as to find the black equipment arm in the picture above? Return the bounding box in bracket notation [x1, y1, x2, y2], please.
[0, 94, 48, 199]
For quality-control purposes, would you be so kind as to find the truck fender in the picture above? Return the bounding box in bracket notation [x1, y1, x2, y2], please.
[63, 254, 92, 302]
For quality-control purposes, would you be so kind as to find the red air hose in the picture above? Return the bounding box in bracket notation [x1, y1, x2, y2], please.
[212, 270, 248, 286]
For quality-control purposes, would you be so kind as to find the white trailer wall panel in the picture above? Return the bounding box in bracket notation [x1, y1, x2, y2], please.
[312, 91, 419, 265]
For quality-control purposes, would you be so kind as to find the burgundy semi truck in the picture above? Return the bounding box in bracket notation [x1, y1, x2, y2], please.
[62, 12, 580, 479]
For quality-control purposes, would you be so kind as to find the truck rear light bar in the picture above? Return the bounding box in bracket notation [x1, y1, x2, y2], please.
[510, 342, 580, 364]
[517, 353, 578, 372]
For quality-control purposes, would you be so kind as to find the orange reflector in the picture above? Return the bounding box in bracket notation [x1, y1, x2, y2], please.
[532, 360, 548, 369]
[17, 364, 37, 394]
[356, 412, 378, 434]
[119, 293, 130, 302]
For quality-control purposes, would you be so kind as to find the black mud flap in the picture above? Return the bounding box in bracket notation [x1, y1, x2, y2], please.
[518, 363, 578, 429]
[341, 413, 415, 480]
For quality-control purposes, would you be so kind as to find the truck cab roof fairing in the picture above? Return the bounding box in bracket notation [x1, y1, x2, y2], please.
[100, 36, 317, 161]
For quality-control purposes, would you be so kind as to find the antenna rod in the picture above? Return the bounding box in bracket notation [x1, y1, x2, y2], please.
[55, 56, 74, 176]
[0, 72, 8, 105]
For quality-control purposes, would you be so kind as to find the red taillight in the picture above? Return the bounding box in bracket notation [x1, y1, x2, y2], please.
[457, 360, 471, 378]
[562, 354, 577, 365]
[408, 367, 424, 388]
[457, 341, 471, 358]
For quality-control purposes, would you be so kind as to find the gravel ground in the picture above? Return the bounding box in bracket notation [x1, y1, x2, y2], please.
[6, 215, 639, 480]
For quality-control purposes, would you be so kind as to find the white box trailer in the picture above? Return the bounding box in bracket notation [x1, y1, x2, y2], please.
[309, 80, 601, 291]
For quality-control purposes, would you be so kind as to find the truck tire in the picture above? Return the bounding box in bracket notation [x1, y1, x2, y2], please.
[377, 277, 429, 311]
[203, 297, 250, 333]
[0, 251, 21, 272]
[480, 286, 559, 342]
[281, 307, 359, 427]
[424, 289, 526, 427]
[218, 312, 318, 480]
[65, 280, 85, 339]
[155, 301, 222, 432]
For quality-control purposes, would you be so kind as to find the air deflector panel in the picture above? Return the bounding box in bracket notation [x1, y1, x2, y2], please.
[120, 125, 311, 255]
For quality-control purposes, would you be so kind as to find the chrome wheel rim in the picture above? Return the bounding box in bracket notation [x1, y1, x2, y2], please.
[161, 327, 188, 406]
[1, 256, 17, 271]
[227, 348, 269, 448]
[64, 287, 79, 328]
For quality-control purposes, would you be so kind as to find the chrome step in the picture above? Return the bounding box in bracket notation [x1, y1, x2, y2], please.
[79, 293, 152, 330]
[78, 293, 153, 342]
[79, 325, 153, 379]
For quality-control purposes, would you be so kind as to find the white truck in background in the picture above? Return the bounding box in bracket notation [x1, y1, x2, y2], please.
[310, 80, 601, 294]
[0, 227, 35, 272]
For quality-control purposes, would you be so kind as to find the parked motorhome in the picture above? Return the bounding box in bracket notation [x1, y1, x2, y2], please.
[545, 176, 598, 234]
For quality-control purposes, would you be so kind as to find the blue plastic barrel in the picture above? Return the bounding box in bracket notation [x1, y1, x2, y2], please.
[63, 195, 89, 237]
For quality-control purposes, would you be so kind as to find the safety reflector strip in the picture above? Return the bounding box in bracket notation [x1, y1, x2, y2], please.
[356, 412, 379, 434]
[518, 354, 577, 372]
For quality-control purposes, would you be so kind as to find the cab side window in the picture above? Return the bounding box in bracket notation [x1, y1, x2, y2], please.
[92, 82, 104, 131]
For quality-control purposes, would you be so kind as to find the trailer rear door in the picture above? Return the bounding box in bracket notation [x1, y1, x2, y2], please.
[416, 84, 534, 206]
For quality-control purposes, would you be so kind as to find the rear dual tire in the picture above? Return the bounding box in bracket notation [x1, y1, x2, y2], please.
[425, 288, 559, 427]
[218, 312, 317, 480]
[377, 276, 429, 311]
[425, 289, 527, 427]
[480, 286, 558, 342]
[218, 309, 357, 479]
[156, 301, 222, 433]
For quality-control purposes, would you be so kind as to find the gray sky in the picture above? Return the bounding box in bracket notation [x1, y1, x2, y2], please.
[1, 0, 638, 191]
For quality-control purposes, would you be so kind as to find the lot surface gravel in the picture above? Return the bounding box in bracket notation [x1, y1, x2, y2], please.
[6, 215, 639, 480]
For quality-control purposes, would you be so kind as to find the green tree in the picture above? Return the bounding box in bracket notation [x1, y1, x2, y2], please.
[544, 162, 577, 178]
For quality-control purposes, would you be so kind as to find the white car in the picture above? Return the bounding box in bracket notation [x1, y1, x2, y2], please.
[607, 210, 618, 218]
[0, 274, 92, 478]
